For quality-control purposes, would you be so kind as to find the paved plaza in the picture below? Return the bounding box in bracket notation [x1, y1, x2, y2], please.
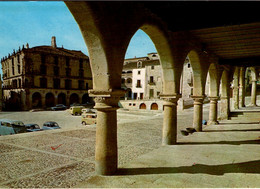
[0, 98, 260, 188]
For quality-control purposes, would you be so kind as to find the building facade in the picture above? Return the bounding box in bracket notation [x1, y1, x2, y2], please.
[1, 37, 93, 110]
[120, 53, 197, 110]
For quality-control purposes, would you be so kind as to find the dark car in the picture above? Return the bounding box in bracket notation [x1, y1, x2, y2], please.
[25, 124, 42, 132]
[42, 121, 61, 130]
[51, 104, 67, 111]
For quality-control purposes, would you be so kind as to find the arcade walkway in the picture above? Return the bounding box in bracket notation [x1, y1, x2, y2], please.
[0, 99, 259, 188]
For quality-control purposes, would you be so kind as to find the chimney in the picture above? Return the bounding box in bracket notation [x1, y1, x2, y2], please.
[51, 36, 57, 48]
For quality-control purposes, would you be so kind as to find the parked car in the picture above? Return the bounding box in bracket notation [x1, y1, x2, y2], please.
[70, 106, 84, 116]
[25, 124, 42, 132]
[81, 113, 97, 125]
[0, 119, 27, 135]
[42, 121, 61, 130]
[70, 103, 81, 107]
[51, 104, 67, 111]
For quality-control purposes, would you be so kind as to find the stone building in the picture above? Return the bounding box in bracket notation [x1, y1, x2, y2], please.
[120, 53, 198, 110]
[0, 37, 92, 110]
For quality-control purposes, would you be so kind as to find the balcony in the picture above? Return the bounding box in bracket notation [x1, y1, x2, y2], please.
[148, 80, 156, 85]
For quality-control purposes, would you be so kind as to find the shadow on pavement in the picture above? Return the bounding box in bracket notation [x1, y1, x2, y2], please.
[116, 160, 260, 176]
[177, 140, 260, 145]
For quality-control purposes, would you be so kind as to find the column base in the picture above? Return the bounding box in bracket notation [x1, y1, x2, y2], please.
[207, 120, 219, 125]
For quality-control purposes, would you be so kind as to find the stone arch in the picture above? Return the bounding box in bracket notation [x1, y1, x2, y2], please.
[139, 23, 185, 95]
[82, 93, 90, 104]
[151, 103, 158, 110]
[70, 93, 79, 105]
[187, 50, 208, 96]
[58, 93, 66, 105]
[32, 92, 42, 108]
[45, 92, 55, 107]
[126, 78, 132, 84]
[208, 63, 220, 97]
[139, 103, 146, 109]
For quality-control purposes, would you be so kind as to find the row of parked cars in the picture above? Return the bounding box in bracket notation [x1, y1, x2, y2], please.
[0, 119, 60, 136]
[50, 102, 94, 111]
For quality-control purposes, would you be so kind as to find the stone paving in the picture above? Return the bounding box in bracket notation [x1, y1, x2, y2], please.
[0, 97, 259, 188]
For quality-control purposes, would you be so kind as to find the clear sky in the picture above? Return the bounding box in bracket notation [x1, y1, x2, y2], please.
[0, 1, 157, 74]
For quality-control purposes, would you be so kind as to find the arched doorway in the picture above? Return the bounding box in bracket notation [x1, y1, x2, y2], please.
[139, 103, 146, 109]
[58, 93, 66, 105]
[70, 93, 79, 105]
[82, 93, 90, 104]
[151, 103, 158, 110]
[32, 92, 42, 108]
[45, 92, 55, 107]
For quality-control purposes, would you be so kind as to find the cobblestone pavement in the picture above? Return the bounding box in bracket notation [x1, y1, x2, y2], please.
[0, 103, 212, 188]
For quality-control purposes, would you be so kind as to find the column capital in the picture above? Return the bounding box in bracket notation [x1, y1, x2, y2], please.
[191, 95, 205, 104]
[160, 94, 181, 106]
[220, 96, 229, 100]
[208, 96, 219, 101]
[89, 89, 125, 110]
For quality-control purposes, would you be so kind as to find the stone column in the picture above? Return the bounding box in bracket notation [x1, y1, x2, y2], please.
[233, 85, 239, 109]
[41, 96, 46, 109]
[191, 96, 204, 131]
[20, 90, 26, 111]
[66, 95, 70, 106]
[55, 95, 58, 105]
[250, 80, 257, 106]
[160, 94, 181, 145]
[220, 96, 230, 119]
[208, 96, 219, 125]
[89, 89, 125, 175]
[239, 67, 245, 108]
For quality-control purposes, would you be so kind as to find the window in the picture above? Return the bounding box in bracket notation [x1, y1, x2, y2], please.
[149, 89, 154, 98]
[53, 79, 60, 89]
[40, 78, 47, 88]
[41, 54, 46, 64]
[150, 76, 154, 83]
[121, 78, 125, 84]
[136, 80, 141, 88]
[138, 71, 141, 75]
[66, 68, 71, 77]
[54, 66, 59, 76]
[65, 79, 72, 89]
[137, 61, 142, 68]
[79, 69, 84, 77]
[66, 57, 70, 67]
[140, 93, 143, 99]
[79, 59, 83, 68]
[78, 80, 84, 89]
[17, 65, 20, 74]
[17, 54, 20, 63]
[187, 63, 191, 68]
[54, 56, 58, 65]
[12, 80, 17, 88]
[86, 83, 89, 90]
[151, 66, 154, 70]
[40, 65, 46, 75]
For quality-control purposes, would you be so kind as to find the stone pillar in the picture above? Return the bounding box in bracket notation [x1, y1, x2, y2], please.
[55, 95, 58, 105]
[208, 96, 219, 125]
[160, 94, 181, 145]
[250, 80, 257, 106]
[41, 96, 46, 109]
[89, 89, 125, 175]
[20, 90, 26, 111]
[233, 85, 239, 109]
[239, 67, 245, 108]
[66, 95, 70, 106]
[191, 96, 204, 131]
[220, 96, 230, 119]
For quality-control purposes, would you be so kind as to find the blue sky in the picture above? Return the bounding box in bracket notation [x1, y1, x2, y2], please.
[0, 1, 156, 74]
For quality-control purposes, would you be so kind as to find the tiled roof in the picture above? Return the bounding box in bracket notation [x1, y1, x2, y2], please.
[27, 46, 88, 59]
